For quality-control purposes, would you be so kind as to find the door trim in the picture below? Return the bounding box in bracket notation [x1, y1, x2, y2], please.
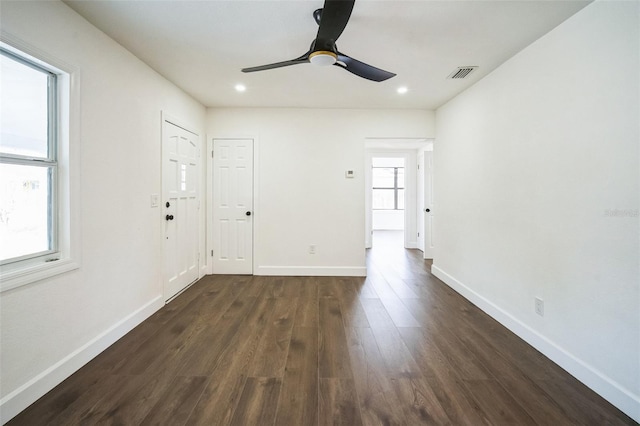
[364, 138, 434, 251]
[365, 150, 415, 249]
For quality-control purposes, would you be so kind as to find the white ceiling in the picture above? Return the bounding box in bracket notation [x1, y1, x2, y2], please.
[64, 0, 590, 110]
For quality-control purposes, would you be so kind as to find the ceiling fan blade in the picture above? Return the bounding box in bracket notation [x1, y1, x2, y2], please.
[335, 52, 396, 82]
[316, 0, 355, 42]
[242, 53, 310, 73]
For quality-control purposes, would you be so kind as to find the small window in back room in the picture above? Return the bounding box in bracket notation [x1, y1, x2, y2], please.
[372, 157, 405, 210]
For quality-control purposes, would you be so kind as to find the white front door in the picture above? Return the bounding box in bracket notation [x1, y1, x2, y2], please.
[212, 139, 253, 274]
[163, 120, 200, 301]
[423, 151, 434, 259]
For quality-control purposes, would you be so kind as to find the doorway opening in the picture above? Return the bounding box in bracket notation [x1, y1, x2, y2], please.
[364, 138, 434, 261]
[371, 156, 405, 250]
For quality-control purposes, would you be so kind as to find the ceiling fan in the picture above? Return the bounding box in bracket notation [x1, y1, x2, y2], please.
[241, 0, 396, 82]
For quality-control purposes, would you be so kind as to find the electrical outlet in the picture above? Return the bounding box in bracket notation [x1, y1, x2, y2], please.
[309, 245, 316, 254]
[535, 297, 544, 316]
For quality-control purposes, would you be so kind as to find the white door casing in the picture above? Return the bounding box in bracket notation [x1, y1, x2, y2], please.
[423, 151, 434, 259]
[162, 119, 200, 301]
[365, 150, 415, 248]
[212, 139, 253, 274]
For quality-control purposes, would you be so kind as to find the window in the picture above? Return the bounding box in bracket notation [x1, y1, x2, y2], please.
[372, 167, 405, 210]
[0, 41, 79, 291]
[1, 49, 58, 264]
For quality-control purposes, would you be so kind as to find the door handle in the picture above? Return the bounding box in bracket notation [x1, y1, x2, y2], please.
[246, 211, 252, 216]
[166, 214, 174, 221]
[425, 209, 430, 213]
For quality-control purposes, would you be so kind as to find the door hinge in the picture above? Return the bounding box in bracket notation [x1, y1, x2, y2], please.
[418, 232, 420, 237]
[211, 250, 214, 257]
[417, 164, 420, 169]
[211, 150, 214, 158]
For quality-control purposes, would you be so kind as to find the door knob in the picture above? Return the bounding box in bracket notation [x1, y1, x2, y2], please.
[425, 209, 430, 213]
[166, 214, 174, 221]
[246, 211, 252, 216]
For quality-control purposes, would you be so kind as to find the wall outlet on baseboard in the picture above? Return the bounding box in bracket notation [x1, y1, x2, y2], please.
[309, 244, 316, 254]
[535, 297, 544, 317]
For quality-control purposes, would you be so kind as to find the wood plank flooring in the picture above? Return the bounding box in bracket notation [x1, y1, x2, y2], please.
[8, 231, 635, 425]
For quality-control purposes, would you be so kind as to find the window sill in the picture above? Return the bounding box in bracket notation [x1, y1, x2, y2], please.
[0, 258, 79, 293]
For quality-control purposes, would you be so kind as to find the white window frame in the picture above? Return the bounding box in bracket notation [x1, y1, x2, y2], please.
[0, 48, 59, 264]
[0, 37, 81, 292]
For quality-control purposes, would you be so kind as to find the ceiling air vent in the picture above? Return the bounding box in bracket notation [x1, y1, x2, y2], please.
[447, 66, 478, 79]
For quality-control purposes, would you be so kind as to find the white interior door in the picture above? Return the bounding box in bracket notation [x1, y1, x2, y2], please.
[417, 153, 425, 252]
[423, 151, 434, 259]
[212, 139, 253, 274]
[163, 120, 199, 301]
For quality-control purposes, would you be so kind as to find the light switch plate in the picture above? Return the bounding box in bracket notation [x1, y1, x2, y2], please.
[150, 194, 159, 208]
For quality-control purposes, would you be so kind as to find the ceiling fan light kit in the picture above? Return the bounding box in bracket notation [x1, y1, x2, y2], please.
[242, 0, 395, 82]
[309, 51, 337, 66]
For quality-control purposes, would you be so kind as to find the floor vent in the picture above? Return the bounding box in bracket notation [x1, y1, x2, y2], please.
[447, 66, 478, 79]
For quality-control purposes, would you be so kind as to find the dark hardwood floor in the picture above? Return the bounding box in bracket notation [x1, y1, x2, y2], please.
[8, 231, 635, 425]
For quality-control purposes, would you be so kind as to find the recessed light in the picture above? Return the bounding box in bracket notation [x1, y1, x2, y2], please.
[235, 84, 246, 92]
[397, 86, 408, 94]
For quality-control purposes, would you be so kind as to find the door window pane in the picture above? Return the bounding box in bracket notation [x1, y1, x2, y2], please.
[0, 54, 50, 158]
[0, 163, 53, 261]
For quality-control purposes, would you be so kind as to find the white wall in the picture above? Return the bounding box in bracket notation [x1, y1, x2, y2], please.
[434, 1, 639, 420]
[0, 2, 206, 422]
[207, 108, 434, 276]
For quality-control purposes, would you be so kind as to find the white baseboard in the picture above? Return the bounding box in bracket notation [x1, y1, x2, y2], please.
[0, 295, 164, 425]
[431, 265, 640, 424]
[255, 266, 367, 277]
